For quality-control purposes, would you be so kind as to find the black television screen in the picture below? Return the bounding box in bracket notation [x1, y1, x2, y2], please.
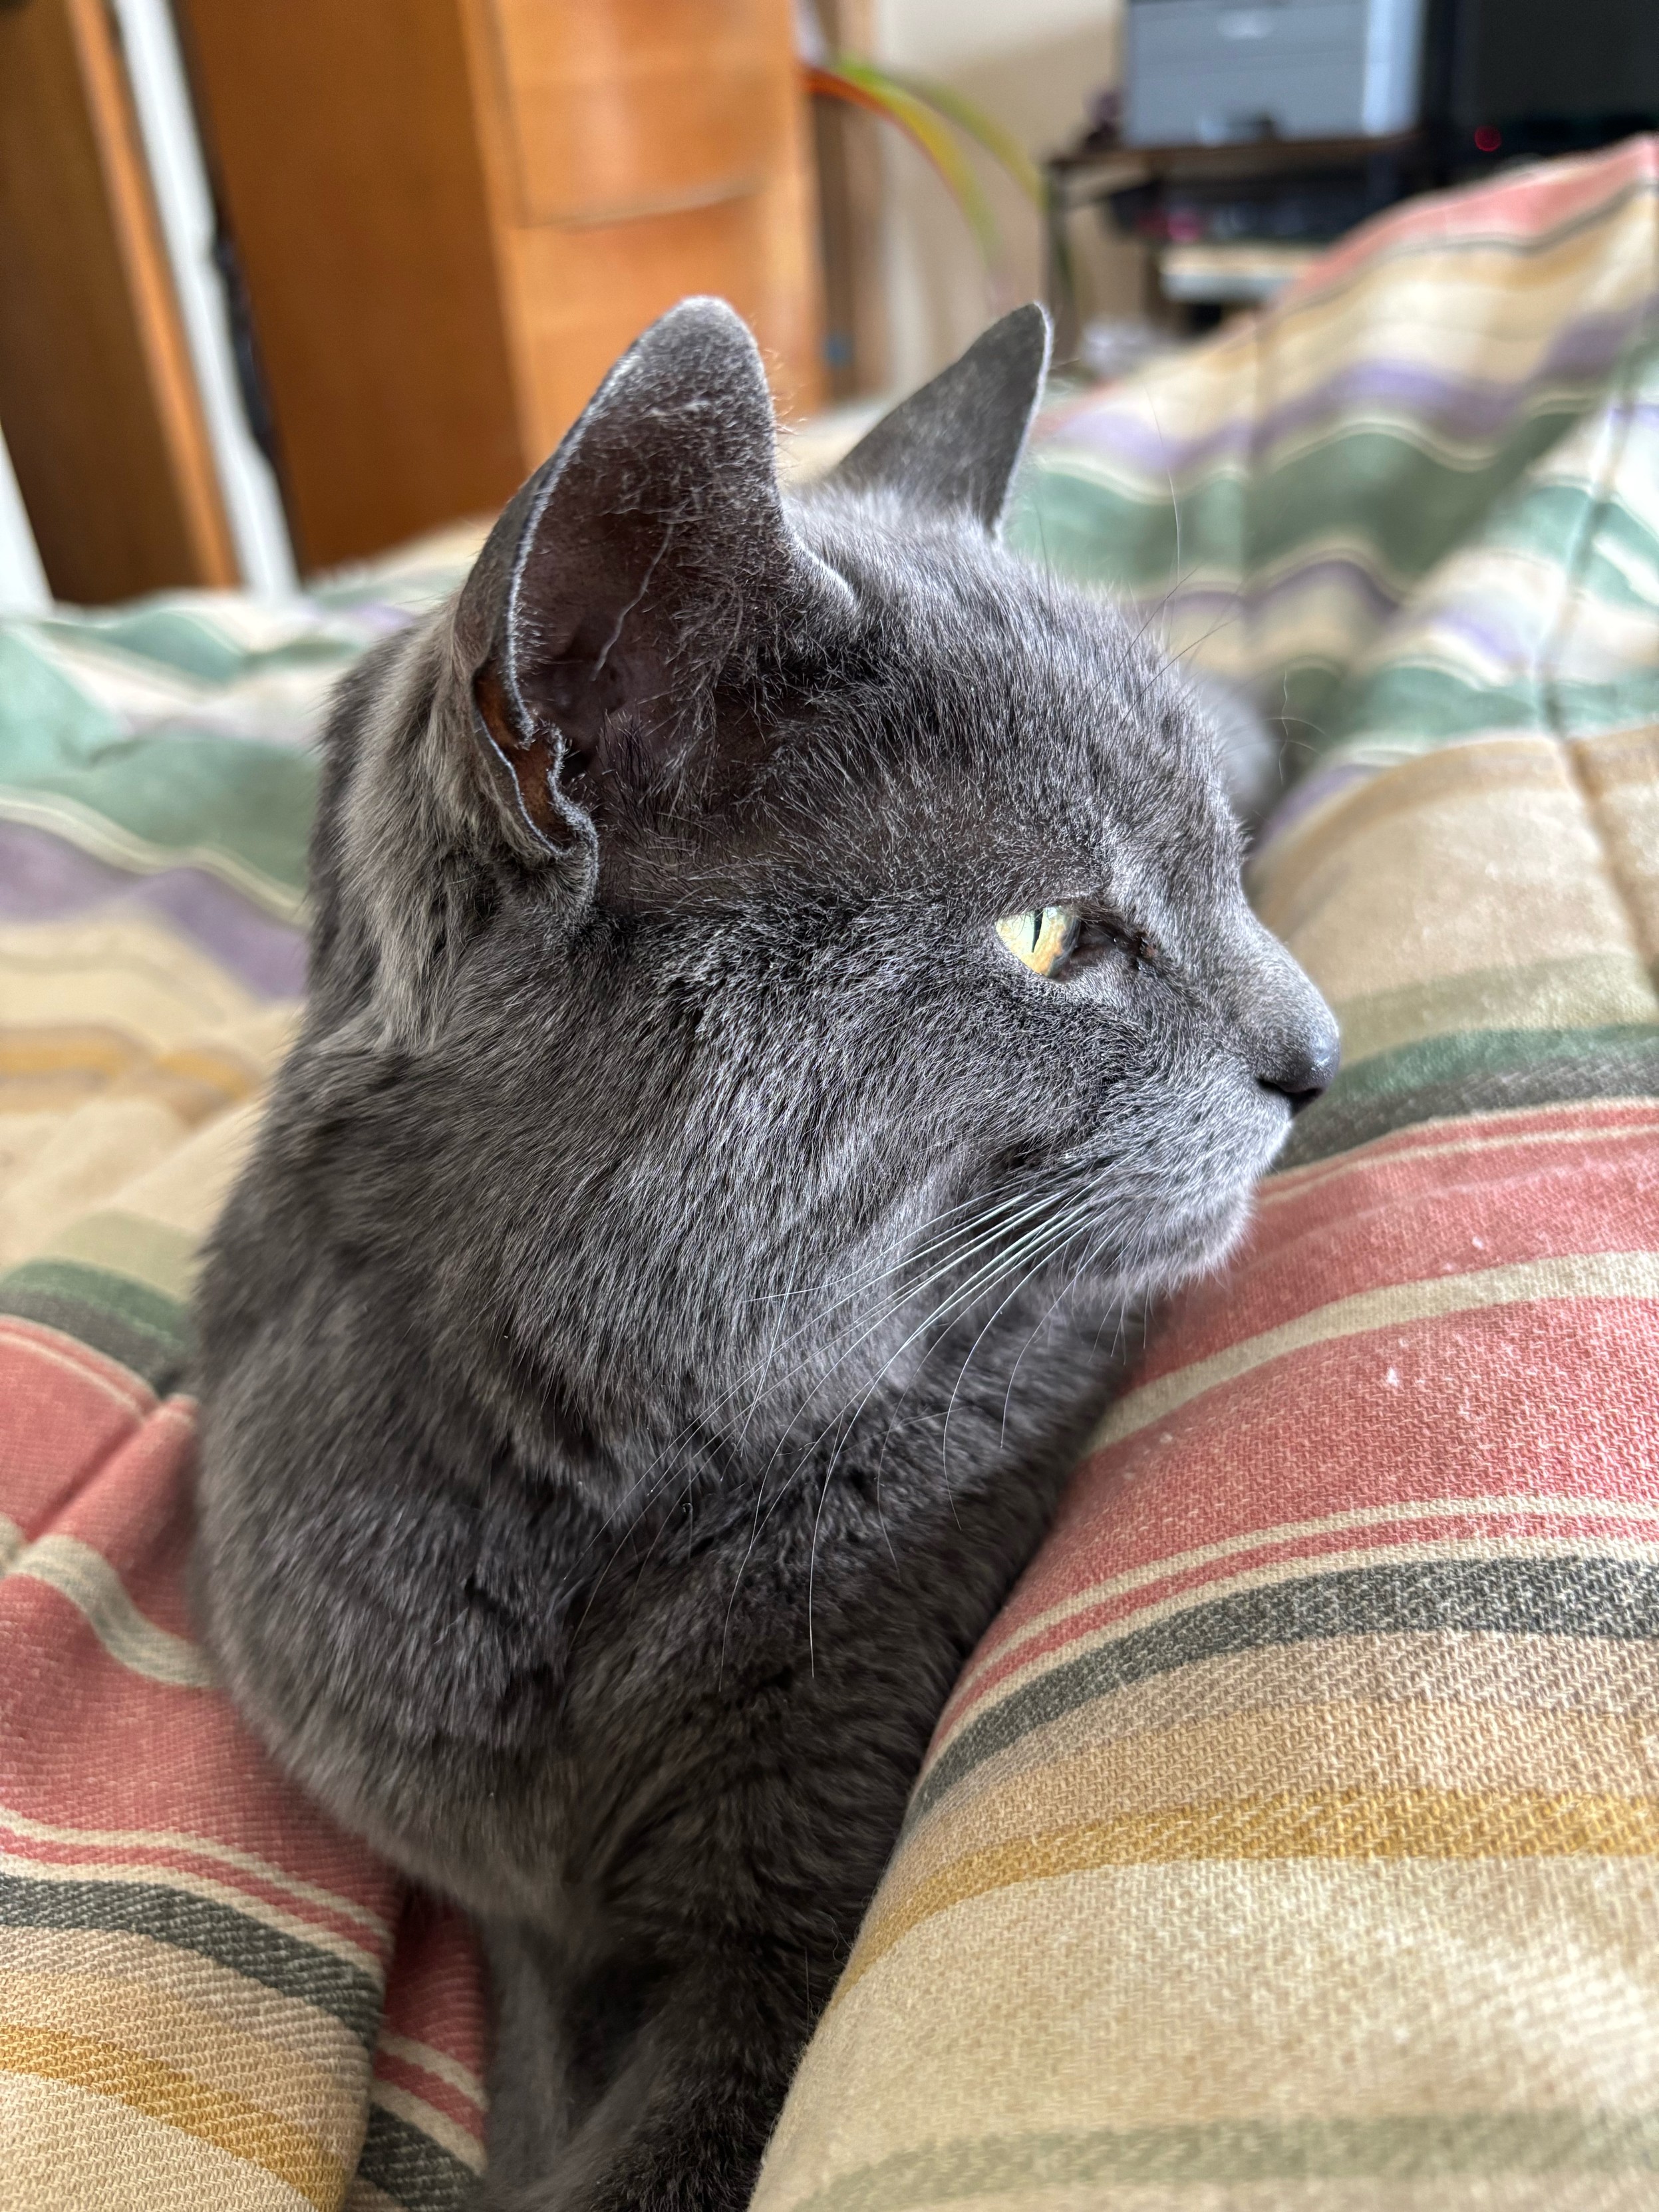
[1447, 0, 1659, 128]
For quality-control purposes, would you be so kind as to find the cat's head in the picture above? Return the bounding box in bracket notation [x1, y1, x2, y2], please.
[306, 299, 1336, 1422]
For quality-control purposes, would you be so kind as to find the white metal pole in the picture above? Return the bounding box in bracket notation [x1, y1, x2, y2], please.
[0, 422, 51, 615]
[108, 0, 299, 595]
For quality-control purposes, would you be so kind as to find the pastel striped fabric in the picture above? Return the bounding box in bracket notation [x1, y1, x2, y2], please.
[754, 816, 1659, 2209]
[757, 1102, 1659, 2210]
[0, 522, 484, 930]
[753, 142, 1659, 2212]
[0, 1312, 490, 2209]
[0, 532, 489, 2207]
[7, 140, 1659, 2210]
[0, 524, 485, 1317]
[1008, 134, 1659, 768]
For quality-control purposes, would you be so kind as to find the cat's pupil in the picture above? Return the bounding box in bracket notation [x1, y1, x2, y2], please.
[997, 905, 1074, 979]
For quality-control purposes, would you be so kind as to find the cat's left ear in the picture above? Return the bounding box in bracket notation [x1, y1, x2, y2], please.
[453, 296, 818, 866]
[825, 303, 1050, 533]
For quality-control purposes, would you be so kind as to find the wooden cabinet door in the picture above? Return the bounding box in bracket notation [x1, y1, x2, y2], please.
[174, 0, 527, 573]
[176, 0, 822, 569]
[466, 0, 824, 459]
[484, 0, 778, 226]
[0, 0, 235, 601]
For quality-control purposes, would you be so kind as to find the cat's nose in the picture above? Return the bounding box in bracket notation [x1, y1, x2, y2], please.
[1257, 1008, 1340, 1114]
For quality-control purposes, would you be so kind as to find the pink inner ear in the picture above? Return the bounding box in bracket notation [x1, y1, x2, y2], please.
[474, 661, 563, 850]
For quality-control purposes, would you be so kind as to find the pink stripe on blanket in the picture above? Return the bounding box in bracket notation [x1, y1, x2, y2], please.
[0, 1300, 491, 2187]
[1127, 1112, 1659, 1382]
[931, 1108, 1659, 1747]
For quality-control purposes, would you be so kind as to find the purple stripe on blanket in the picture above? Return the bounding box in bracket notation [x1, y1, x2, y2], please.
[1126, 554, 1402, 628]
[1252, 757, 1378, 856]
[0, 822, 306, 1000]
[1410, 604, 1542, 667]
[1038, 306, 1653, 484]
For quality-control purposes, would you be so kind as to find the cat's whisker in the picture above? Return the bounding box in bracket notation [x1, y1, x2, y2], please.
[937, 1199, 1103, 1484]
[790, 1195, 1090, 1458]
[742, 1176, 1058, 1321]
[998, 1217, 1128, 1452]
[731, 1251, 813, 1458]
[724, 1195, 1086, 1594]
[706, 1184, 1056, 1416]
[615, 1182, 1068, 1528]
[802, 1201, 1106, 1640]
[818, 1194, 1070, 1339]
[790, 1195, 1106, 1665]
[741, 1174, 1037, 1307]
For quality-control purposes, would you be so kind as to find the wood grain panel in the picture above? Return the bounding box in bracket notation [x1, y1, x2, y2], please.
[502, 177, 823, 463]
[0, 0, 235, 601]
[177, 0, 820, 563]
[464, 0, 824, 455]
[483, 0, 773, 225]
[502, 200, 775, 460]
[749, 88, 828, 428]
[814, 0, 888, 400]
[176, 0, 526, 569]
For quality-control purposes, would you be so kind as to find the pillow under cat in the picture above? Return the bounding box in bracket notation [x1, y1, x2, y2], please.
[192, 299, 1336, 2212]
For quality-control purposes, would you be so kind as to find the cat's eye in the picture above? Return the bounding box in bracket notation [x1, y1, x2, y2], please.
[996, 905, 1152, 982]
[996, 905, 1078, 977]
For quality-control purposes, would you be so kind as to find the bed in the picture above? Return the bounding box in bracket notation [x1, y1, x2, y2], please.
[3, 136, 1657, 2212]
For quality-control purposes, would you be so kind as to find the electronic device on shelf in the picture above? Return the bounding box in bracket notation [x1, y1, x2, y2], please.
[1046, 0, 1659, 336]
[1122, 0, 1428, 150]
[1430, 0, 1659, 164]
[1119, 0, 1659, 166]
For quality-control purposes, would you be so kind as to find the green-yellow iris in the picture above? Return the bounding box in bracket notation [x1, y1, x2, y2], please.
[996, 905, 1074, 978]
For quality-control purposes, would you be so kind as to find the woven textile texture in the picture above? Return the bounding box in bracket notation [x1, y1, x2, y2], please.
[1009, 133, 1659, 769]
[0, 532, 488, 2209]
[5, 141, 1659, 2209]
[752, 141, 1659, 2212]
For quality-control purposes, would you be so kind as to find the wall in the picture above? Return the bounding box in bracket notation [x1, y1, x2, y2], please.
[871, 0, 1135, 391]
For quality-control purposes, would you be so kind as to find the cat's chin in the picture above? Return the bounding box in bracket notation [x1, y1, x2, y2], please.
[1130, 1187, 1259, 1297]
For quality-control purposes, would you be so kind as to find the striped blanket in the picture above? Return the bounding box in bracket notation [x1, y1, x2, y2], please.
[0, 534, 489, 2207]
[3, 140, 1658, 2210]
[1008, 132, 1659, 768]
[752, 140, 1659, 2212]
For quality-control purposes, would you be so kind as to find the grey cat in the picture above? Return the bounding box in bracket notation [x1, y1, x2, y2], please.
[194, 299, 1337, 2212]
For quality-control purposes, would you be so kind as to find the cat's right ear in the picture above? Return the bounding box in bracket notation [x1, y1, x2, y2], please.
[824, 303, 1050, 532]
[452, 297, 817, 875]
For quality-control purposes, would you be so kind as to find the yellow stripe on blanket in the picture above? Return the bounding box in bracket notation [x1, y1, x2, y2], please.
[0, 1968, 361, 2164]
[0, 2022, 350, 2209]
[0, 917, 263, 1037]
[836, 1788, 1659, 2004]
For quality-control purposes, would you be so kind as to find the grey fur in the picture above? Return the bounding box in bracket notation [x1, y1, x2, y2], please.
[194, 300, 1337, 2211]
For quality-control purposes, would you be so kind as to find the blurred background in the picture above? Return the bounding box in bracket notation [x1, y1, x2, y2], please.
[2, 0, 1656, 608]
